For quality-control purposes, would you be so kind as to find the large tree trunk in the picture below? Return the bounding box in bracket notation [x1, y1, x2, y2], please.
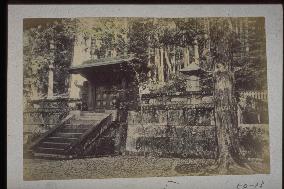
[209, 64, 255, 175]
[208, 18, 254, 174]
[213, 65, 243, 172]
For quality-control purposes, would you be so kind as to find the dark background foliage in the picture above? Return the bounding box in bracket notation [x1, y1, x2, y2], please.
[23, 17, 267, 99]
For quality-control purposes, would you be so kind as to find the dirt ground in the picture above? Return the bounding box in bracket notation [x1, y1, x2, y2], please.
[23, 156, 269, 181]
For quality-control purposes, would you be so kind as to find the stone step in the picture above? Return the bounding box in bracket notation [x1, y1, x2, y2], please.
[52, 132, 84, 138]
[80, 111, 106, 116]
[33, 152, 70, 159]
[59, 128, 89, 133]
[35, 147, 66, 154]
[46, 136, 79, 143]
[78, 116, 108, 121]
[32, 112, 113, 158]
[40, 141, 71, 149]
[64, 124, 93, 130]
[70, 120, 99, 125]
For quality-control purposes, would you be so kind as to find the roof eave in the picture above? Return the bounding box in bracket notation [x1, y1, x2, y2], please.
[69, 57, 135, 74]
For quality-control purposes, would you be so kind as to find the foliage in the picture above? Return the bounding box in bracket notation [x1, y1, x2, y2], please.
[234, 18, 267, 90]
[24, 18, 77, 98]
[24, 17, 267, 99]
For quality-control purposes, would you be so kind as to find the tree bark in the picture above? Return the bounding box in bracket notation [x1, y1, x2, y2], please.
[209, 18, 254, 174]
[214, 65, 243, 170]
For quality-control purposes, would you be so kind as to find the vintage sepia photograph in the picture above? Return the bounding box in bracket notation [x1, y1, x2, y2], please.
[23, 17, 270, 180]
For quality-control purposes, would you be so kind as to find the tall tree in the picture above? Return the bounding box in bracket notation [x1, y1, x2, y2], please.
[206, 18, 255, 174]
[234, 17, 267, 91]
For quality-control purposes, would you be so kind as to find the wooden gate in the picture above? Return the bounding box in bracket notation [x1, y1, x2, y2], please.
[94, 86, 119, 110]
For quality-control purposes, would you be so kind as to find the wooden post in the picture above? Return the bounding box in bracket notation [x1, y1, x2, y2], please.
[115, 76, 128, 155]
[87, 81, 94, 111]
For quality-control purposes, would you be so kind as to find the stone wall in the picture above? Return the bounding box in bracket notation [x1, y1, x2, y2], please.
[239, 124, 269, 159]
[126, 109, 216, 158]
[125, 92, 269, 159]
[125, 92, 217, 158]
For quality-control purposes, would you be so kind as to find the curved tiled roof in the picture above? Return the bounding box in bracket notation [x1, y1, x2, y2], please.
[69, 54, 135, 74]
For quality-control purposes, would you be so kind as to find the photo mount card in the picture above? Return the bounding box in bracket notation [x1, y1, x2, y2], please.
[7, 4, 283, 189]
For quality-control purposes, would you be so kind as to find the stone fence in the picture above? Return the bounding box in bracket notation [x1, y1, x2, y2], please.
[126, 108, 269, 159]
[125, 91, 269, 159]
[23, 97, 81, 146]
[126, 91, 215, 158]
[238, 90, 268, 102]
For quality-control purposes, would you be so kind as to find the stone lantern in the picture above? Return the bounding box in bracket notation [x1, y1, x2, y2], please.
[179, 38, 213, 125]
[179, 59, 207, 105]
[179, 63, 206, 93]
[179, 38, 205, 93]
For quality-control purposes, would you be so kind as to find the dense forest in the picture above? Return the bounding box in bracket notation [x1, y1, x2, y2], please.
[23, 17, 267, 99]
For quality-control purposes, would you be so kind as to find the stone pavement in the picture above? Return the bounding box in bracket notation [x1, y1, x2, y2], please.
[24, 156, 214, 180]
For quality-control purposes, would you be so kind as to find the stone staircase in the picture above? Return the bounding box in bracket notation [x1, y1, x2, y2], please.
[30, 112, 113, 159]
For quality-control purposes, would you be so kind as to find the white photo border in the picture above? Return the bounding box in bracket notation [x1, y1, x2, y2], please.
[7, 4, 283, 189]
